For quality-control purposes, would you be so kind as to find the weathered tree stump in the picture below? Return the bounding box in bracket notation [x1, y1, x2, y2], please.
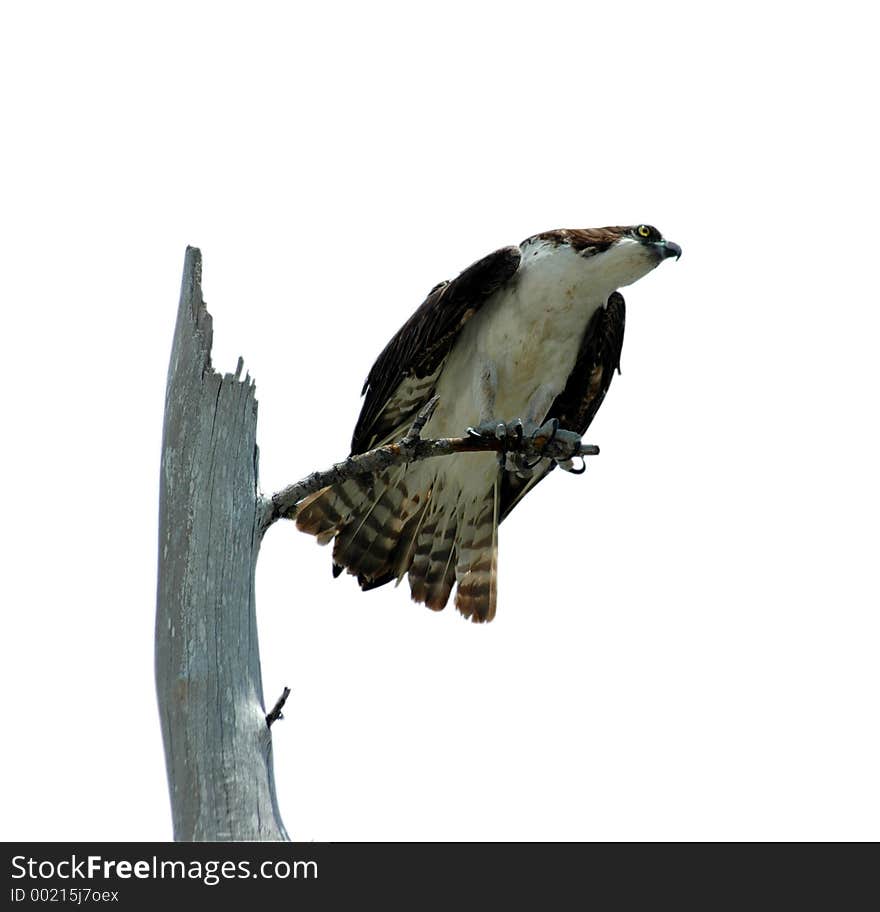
[156, 247, 287, 841]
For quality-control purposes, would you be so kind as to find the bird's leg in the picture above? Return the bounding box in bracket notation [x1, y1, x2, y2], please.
[468, 378, 550, 440]
[496, 385, 555, 476]
[523, 384, 557, 430]
[466, 358, 509, 467]
[476, 358, 498, 427]
[520, 385, 585, 473]
[467, 381, 583, 476]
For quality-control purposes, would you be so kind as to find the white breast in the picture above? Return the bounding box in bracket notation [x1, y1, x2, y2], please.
[428, 240, 626, 438]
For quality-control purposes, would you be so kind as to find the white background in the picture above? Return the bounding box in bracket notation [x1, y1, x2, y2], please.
[3, 1, 878, 841]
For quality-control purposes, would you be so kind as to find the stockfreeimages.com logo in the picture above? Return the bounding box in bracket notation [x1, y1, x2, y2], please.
[11, 855, 317, 886]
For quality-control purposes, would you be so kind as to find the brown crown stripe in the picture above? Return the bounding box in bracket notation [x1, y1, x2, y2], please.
[528, 226, 628, 252]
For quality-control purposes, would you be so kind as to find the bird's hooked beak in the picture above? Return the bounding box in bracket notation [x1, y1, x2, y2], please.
[655, 240, 682, 261]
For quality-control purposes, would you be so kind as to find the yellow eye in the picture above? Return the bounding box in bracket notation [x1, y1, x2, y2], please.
[637, 225, 651, 238]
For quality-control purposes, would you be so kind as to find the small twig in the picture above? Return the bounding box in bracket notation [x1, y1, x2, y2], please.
[401, 395, 439, 445]
[266, 687, 291, 728]
[260, 399, 599, 531]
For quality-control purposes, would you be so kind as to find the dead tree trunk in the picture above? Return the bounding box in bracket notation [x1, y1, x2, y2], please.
[155, 247, 287, 841]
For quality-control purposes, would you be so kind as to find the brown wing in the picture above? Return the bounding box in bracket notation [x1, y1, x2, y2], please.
[498, 291, 626, 522]
[351, 245, 522, 453]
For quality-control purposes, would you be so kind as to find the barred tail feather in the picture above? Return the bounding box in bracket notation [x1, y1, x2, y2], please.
[296, 465, 500, 622]
[408, 495, 443, 606]
[393, 489, 433, 586]
[453, 480, 499, 623]
[331, 467, 408, 580]
[294, 479, 363, 542]
[295, 468, 411, 580]
[422, 500, 459, 611]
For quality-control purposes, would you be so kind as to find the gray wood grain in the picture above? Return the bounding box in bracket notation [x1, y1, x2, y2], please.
[156, 247, 287, 841]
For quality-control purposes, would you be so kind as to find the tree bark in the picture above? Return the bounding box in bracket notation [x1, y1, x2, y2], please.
[155, 247, 287, 841]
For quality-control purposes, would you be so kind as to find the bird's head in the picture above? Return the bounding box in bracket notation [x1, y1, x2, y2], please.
[623, 223, 682, 262]
[589, 224, 681, 291]
[600, 224, 681, 289]
[530, 224, 681, 291]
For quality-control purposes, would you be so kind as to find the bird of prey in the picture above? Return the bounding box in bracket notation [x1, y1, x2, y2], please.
[296, 225, 681, 622]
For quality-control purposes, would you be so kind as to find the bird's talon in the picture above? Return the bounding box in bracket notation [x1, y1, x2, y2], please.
[559, 455, 587, 475]
[549, 428, 583, 460]
[534, 418, 559, 444]
[474, 416, 585, 472]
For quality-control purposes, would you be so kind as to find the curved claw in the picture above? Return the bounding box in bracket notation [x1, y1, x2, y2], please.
[474, 417, 589, 477]
[558, 455, 587, 475]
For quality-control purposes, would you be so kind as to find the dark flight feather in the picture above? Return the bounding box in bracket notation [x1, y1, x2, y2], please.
[351, 245, 522, 453]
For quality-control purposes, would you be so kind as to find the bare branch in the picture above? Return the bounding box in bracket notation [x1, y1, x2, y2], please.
[261, 400, 599, 531]
[266, 687, 292, 728]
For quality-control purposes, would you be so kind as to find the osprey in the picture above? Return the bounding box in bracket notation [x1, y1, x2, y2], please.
[297, 225, 681, 622]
